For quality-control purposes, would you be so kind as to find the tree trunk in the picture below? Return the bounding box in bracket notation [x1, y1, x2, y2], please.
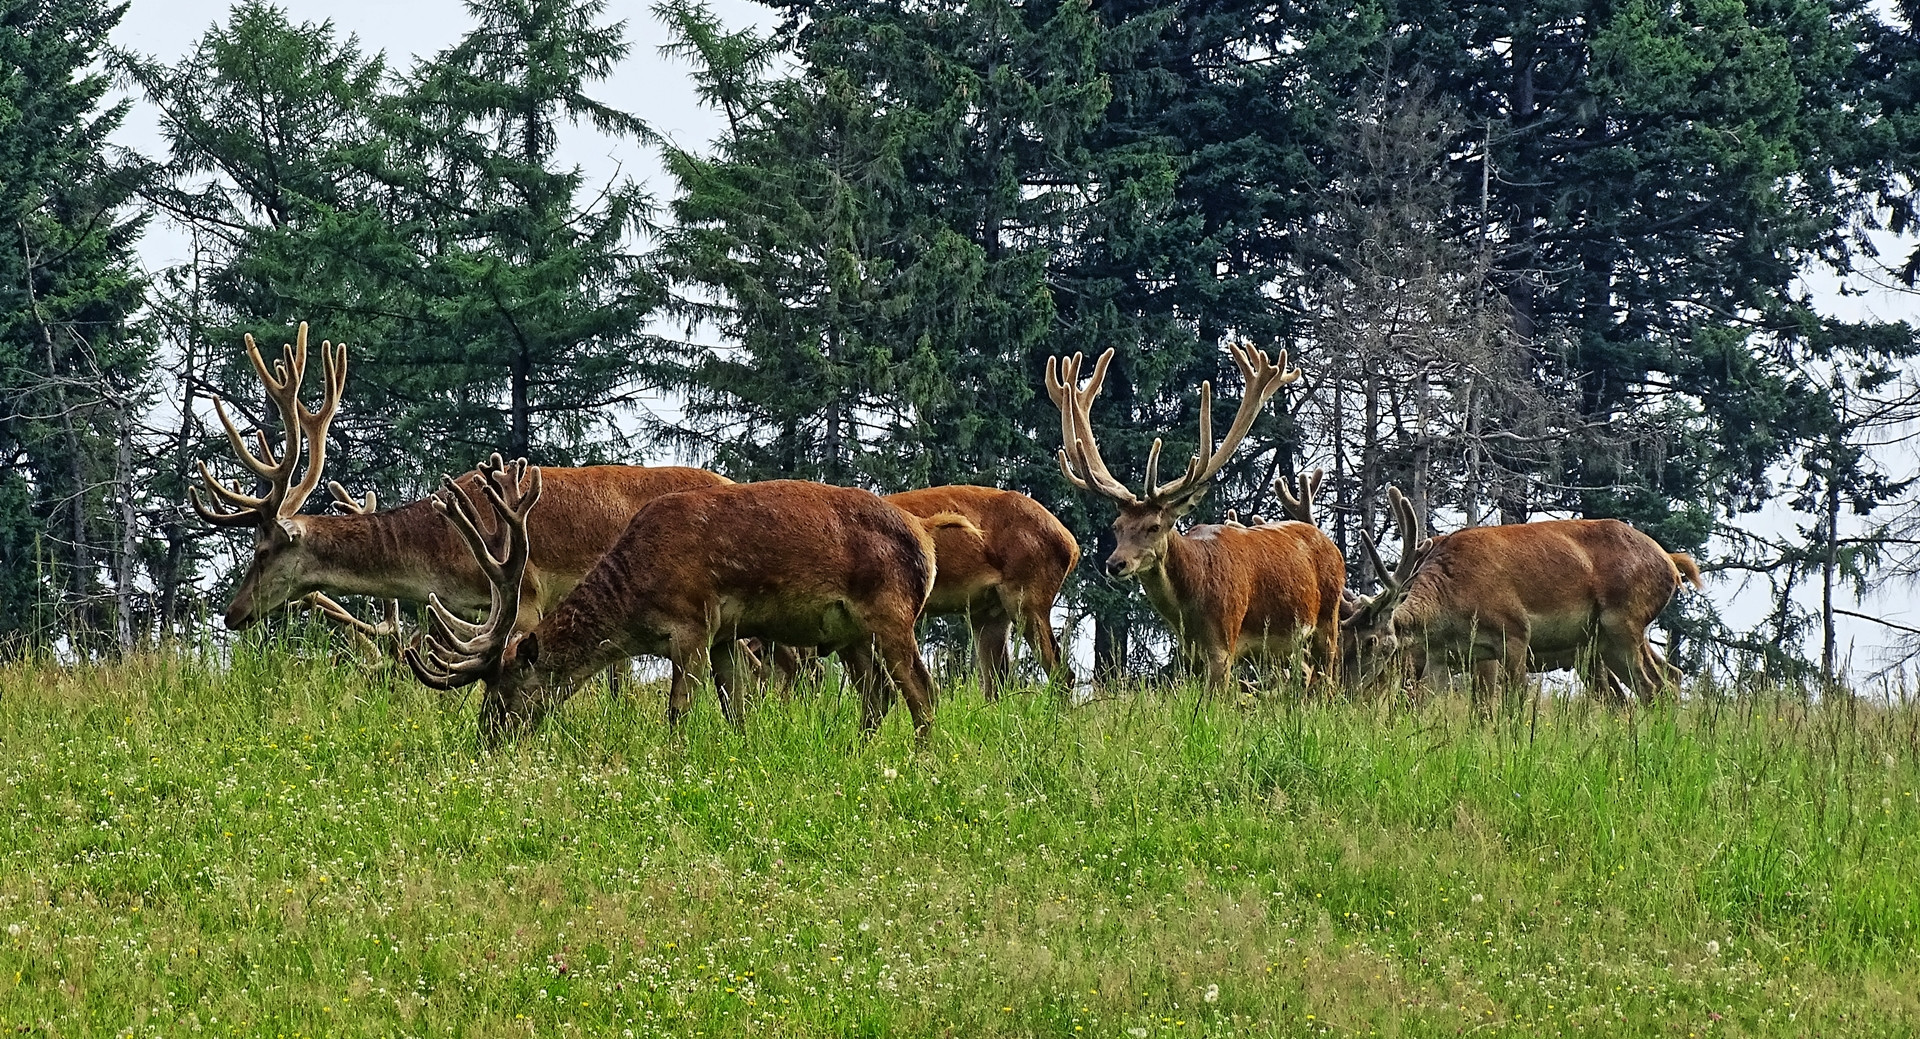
[1093, 612, 1128, 682]
[21, 220, 97, 651]
[823, 328, 844, 482]
[510, 342, 531, 459]
[1331, 348, 1348, 559]
[1091, 527, 1127, 680]
[1410, 365, 1432, 527]
[158, 240, 205, 635]
[1821, 443, 1841, 689]
[114, 404, 137, 654]
[1360, 367, 1381, 544]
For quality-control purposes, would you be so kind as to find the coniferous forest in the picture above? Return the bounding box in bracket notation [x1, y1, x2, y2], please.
[7, 0, 1920, 681]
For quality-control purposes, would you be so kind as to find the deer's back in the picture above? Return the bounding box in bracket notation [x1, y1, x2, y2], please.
[1405, 518, 1683, 643]
[579, 481, 935, 646]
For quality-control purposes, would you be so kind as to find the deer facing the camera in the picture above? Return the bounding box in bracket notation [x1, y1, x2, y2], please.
[1045, 341, 1345, 690]
[406, 464, 946, 745]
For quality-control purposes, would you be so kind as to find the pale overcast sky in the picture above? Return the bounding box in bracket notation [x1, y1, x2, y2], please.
[109, 0, 1920, 679]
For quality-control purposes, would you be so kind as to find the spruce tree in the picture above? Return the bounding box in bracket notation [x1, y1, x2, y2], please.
[1, 0, 150, 650]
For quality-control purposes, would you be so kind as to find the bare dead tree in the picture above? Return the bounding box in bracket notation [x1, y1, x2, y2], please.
[1293, 79, 1568, 568]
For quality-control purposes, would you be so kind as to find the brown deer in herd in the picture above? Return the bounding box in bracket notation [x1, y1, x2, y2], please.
[880, 486, 1079, 698]
[1343, 487, 1704, 709]
[405, 460, 946, 744]
[1045, 341, 1345, 690]
[191, 324, 729, 636]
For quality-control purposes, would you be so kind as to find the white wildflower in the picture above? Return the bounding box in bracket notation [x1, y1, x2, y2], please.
[1705, 940, 1721, 957]
[1203, 984, 1220, 1004]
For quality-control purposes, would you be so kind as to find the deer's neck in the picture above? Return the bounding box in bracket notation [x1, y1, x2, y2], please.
[1137, 533, 1211, 642]
[294, 506, 486, 607]
[520, 570, 657, 686]
[1389, 574, 1441, 637]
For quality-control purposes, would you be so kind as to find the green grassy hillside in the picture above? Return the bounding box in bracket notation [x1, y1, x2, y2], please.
[2, 639, 1916, 1037]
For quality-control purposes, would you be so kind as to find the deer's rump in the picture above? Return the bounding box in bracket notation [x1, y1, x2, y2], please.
[882, 484, 1078, 616]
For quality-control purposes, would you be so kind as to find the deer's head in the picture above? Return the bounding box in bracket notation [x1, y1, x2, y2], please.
[401, 456, 556, 745]
[191, 323, 358, 629]
[1045, 339, 1300, 578]
[1339, 486, 1431, 667]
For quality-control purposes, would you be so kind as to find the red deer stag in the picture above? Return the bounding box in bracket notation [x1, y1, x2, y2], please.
[881, 486, 1079, 698]
[1344, 487, 1704, 709]
[406, 463, 945, 745]
[1044, 341, 1345, 690]
[191, 324, 728, 635]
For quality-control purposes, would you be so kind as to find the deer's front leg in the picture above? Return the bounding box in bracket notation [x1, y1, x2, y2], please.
[711, 639, 751, 731]
[667, 635, 712, 728]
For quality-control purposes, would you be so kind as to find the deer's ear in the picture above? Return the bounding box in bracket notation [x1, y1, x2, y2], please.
[514, 632, 540, 668]
[276, 517, 303, 544]
[1168, 484, 1208, 518]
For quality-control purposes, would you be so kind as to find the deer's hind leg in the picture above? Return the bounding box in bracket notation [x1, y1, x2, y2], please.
[1595, 613, 1666, 705]
[666, 626, 716, 729]
[838, 640, 894, 735]
[968, 604, 1014, 702]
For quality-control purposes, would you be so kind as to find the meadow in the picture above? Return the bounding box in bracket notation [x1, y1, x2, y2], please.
[2, 633, 1917, 1037]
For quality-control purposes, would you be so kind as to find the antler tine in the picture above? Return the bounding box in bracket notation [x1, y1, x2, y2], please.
[1386, 486, 1429, 589]
[1356, 485, 1426, 602]
[1045, 353, 1097, 492]
[423, 592, 490, 651]
[206, 396, 287, 481]
[279, 332, 345, 519]
[409, 458, 543, 690]
[305, 592, 404, 641]
[435, 477, 509, 584]
[404, 636, 489, 691]
[1045, 349, 1139, 503]
[327, 480, 377, 515]
[244, 329, 304, 474]
[1358, 526, 1394, 591]
[1274, 468, 1325, 525]
[1043, 355, 1090, 494]
[1152, 339, 1300, 505]
[195, 323, 347, 529]
[1142, 437, 1164, 499]
[189, 459, 271, 526]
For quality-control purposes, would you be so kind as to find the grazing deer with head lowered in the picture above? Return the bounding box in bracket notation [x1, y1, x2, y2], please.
[191, 324, 729, 636]
[881, 486, 1079, 698]
[1343, 487, 1704, 710]
[1045, 341, 1345, 690]
[406, 462, 945, 745]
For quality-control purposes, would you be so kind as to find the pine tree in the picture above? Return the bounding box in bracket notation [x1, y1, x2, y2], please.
[1, 0, 151, 651]
[653, 0, 1109, 489]
[396, 0, 661, 464]
[134, 0, 663, 506]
